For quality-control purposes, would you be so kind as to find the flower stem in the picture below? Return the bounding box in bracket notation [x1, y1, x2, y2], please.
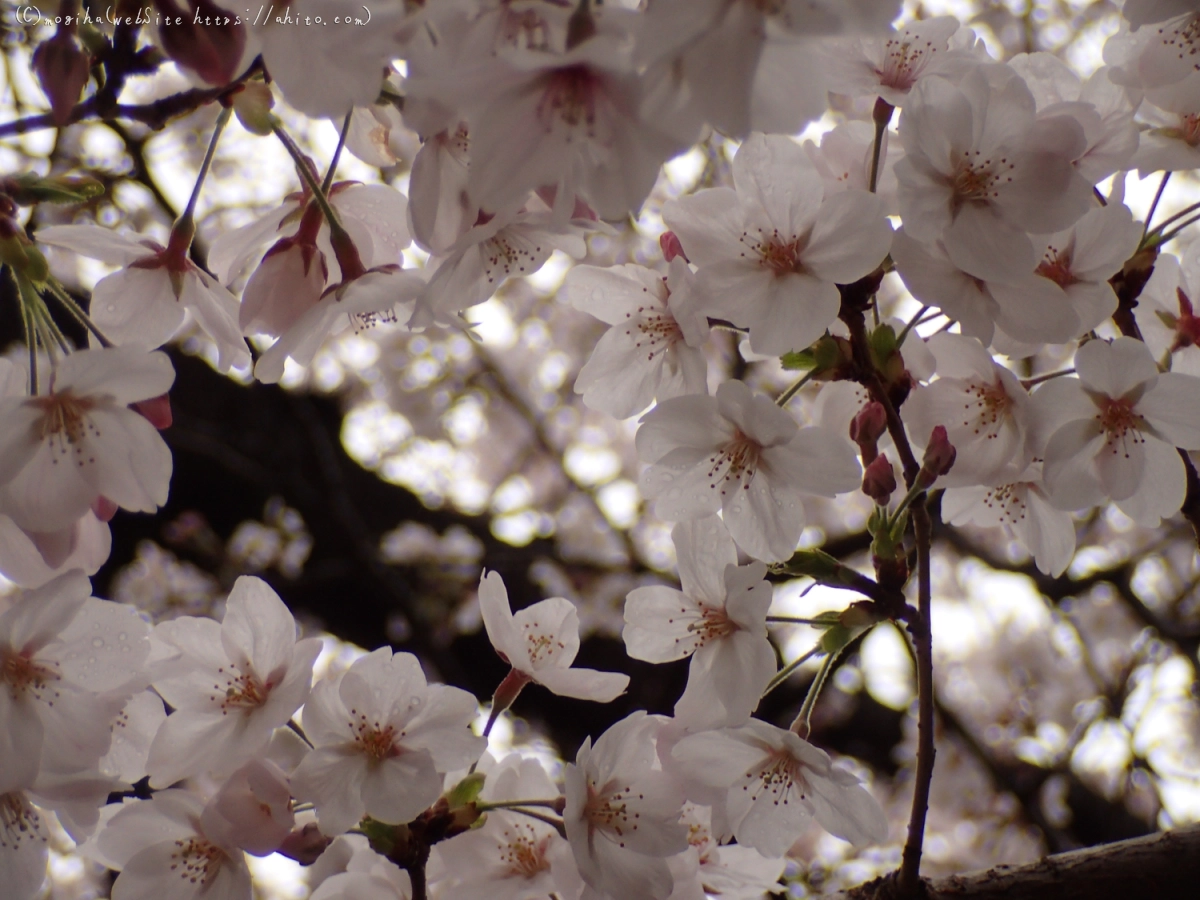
[179, 106, 232, 229]
[476, 798, 563, 813]
[322, 110, 353, 194]
[43, 278, 113, 347]
[776, 369, 816, 406]
[766, 615, 834, 625]
[1143, 171, 1171, 240]
[273, 125, 351, 242]
[761, 644, 822, 698]
[1021, 367, 1075, 389]
[789, 647, 838, 738]
[14, 272, 43, 393]
[896, 305, 930, 348]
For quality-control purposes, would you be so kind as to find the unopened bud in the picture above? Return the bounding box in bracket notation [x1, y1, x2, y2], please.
[276, 824, 331, 866]
[32, 30, 91, 126]
[917, 425, 956, 488]
[861, 453, 897, 505]
[850, 401, 888, 466]
[660, 231, 688, 263]
[134, 394, 173, 430]
[156, 0, 247, 86]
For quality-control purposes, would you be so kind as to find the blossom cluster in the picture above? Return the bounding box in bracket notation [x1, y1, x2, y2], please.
[5, 0, 1200, 897]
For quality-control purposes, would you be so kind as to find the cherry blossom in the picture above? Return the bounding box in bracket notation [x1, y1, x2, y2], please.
[637, 379, 862, 562]
[478, 570, 629, 703]
[670, 718, 888, 857]
[37, 225, 250, 372]
[0, 571, 150, 793]
[804, 121, 902, 214]
[96, 790, 251, 900]
[408, 123, 475, 256]
[199, 758, 295, 857]
[665, 803, 786, 900]
[894, 63, 1093, 284]
[1135, 247, 1200, 375]
[567, 258, 709, 419]
[430, 754, 581, 900]
[941, 465, 1077, 578]
[901, 333, 1034, 486]
[0, 347, 174, 536]
[623, 516, 775, 728]
[1104, 11, 1200, 89]
[1033, 337, 1200, 524]
[664, 132, 891, 357]
[563, 712, 688, 900]
[291, 647, 485, 835]
[146, 576, 322, 787]
[0, 790, 50, 900]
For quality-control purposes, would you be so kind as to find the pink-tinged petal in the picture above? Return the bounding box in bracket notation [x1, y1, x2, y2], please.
[0, 404, 42, 487]
[894, 156, 956, 243]
[77, 408, 172, 513]
[361, 750, 441, 826]
[100, 691, 166, 785]
[636, 394, 725, 463]
[208, 204, 294, 285]
[899, 76, 974, 181]
[1138, 372, 1200, 447]
[1069, 203, 1142, 282]
[1016, 486, 1077, 577]
[723, 471, 806, 563]
[399, 684, 484, 769]
[0, 441, 95, 534]
[0, 692, 43, 792]
[1114, 437, 1187, 526]
[1075, 337, 1159, 398]
[803, 190, 892, 284]
[290, 746, 370, 836]
[890, 229, 997, 345]
[240, 245, 327, 338]
[54, 347, 175, 405]
[676, 631, 774, 728]
[566, 263, 665, 326]
[1027, 377, 1096, 457]
[999, 151, 1092, 234]
[641, 454, 726, 521]
[298, 678, 352, 748]
[53, 597, 149, 692]
[1095, 423, 1148, 501]
[113, 836, 250, 900]
[673, 516, 737, 605]
[662, 187, 744, 266]
[989, 275, 1080, 345]
[477, 571, 522, 666]
[723, 563, 772, 631]
[766, 427, 863, 497]
[180, 274, 251, 373]
[735, 780, 815, 858]
[574, 325, 670, 419]
[744, 272, 842, 357]
[717, 381, 797, 448]
[0, 513, 109, 589]
[622, 585, 698, 664]
[732, 134, 824, 239]
[220, 577, 298, 683]
[511, 596, 581, 671]
[805, 772, 888, 847]
[0, 569, 91, 653]
[943, 202, 1036, 284]
[534, 666, 629, 702]
[36, 225, 150, 266]
[89, 268, 186, 351]
[145, 711, 244, 788]
[1042, 419, 1107, 510]
[333, 184, 412, 266]
[696, 259, 778, 328]
[409, 130, 473, 255]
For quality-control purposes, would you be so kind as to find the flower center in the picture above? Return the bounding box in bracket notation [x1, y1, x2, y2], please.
[498, 820, 552, 878]
[537, 66, 598, 132]
[483, 233, 541, 285]
[1, 651, 59, 701]
[1096, 396, 1147, 457]
[522, 620, 565, 667]
[1035, 246, 1079, 288]
[583, 781, 642, 846]
[169, 837, 226, 887]
[624, 290, 684, 362]
[951, 151, 1013, 207]
[878, 33, 937, 91]
[687, 606, 738, 648]
[0, 793, 45, 852]
[1158, 16, 1200, 75]
[348, 710, 400, 763]
[212, 665, 270, 714]
[981, 482, 1027, 525]
[746, 748, 808, 806]
[960, 380, 1012, 440]
[742, 230, 806, 277]
[1170, 287, 1200, 351]
[705, 429, 763, 497]
[30, 391, 99, 466]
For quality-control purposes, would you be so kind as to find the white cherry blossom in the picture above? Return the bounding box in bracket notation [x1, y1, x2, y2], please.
[146, 576, 322, 787]
[478, 570, 629, 703]
[894, 63, 1093, 284]
[0, 347, 174, 536]
[664, 132, 891, 357]
[563, 712, 688, 900]
[1135, 247, 1200, 376]
[567, 258, 709, 419]
[665, 803, 786, 900]
[1033, 337, 1200, 524]
[902, 333, 1034, 486]
[0, 791, 50, 900]
[623, 517, 775, 728]
[637, 380, 862, 563]
[804, 121, 902, 214]
[96, 790, 251, 900]
[37, 225, 250, 372]
[291, 647, 485, 835]
[670, 719, 887, 858]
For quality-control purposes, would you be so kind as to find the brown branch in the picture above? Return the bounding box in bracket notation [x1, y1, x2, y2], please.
[845, 822, 1200, 900]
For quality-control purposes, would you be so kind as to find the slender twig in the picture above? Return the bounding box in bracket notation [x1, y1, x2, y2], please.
[776, 369, 816, 406]
[180, 106, 232, 226]
[790, 647, 839, 738]
[1021, 367, 1075, 389]
[323, 110, 354, 193]
[898, 499, 936, 895]
[761, 644, 822, 698]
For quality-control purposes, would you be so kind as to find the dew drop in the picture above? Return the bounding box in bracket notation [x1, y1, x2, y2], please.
[91, 637, 105, 649]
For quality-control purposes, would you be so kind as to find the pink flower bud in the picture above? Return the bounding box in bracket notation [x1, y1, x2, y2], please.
[917, 425, 956, 488]
[277, 823, 332, 866]
[660, 231, 688, 263]
[861, 453, 897, 505]
[134, 394, 173, 430]
[32, 30, 90, 126]
[156, 0, 247, 86]
[850, 401, 888, 446]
